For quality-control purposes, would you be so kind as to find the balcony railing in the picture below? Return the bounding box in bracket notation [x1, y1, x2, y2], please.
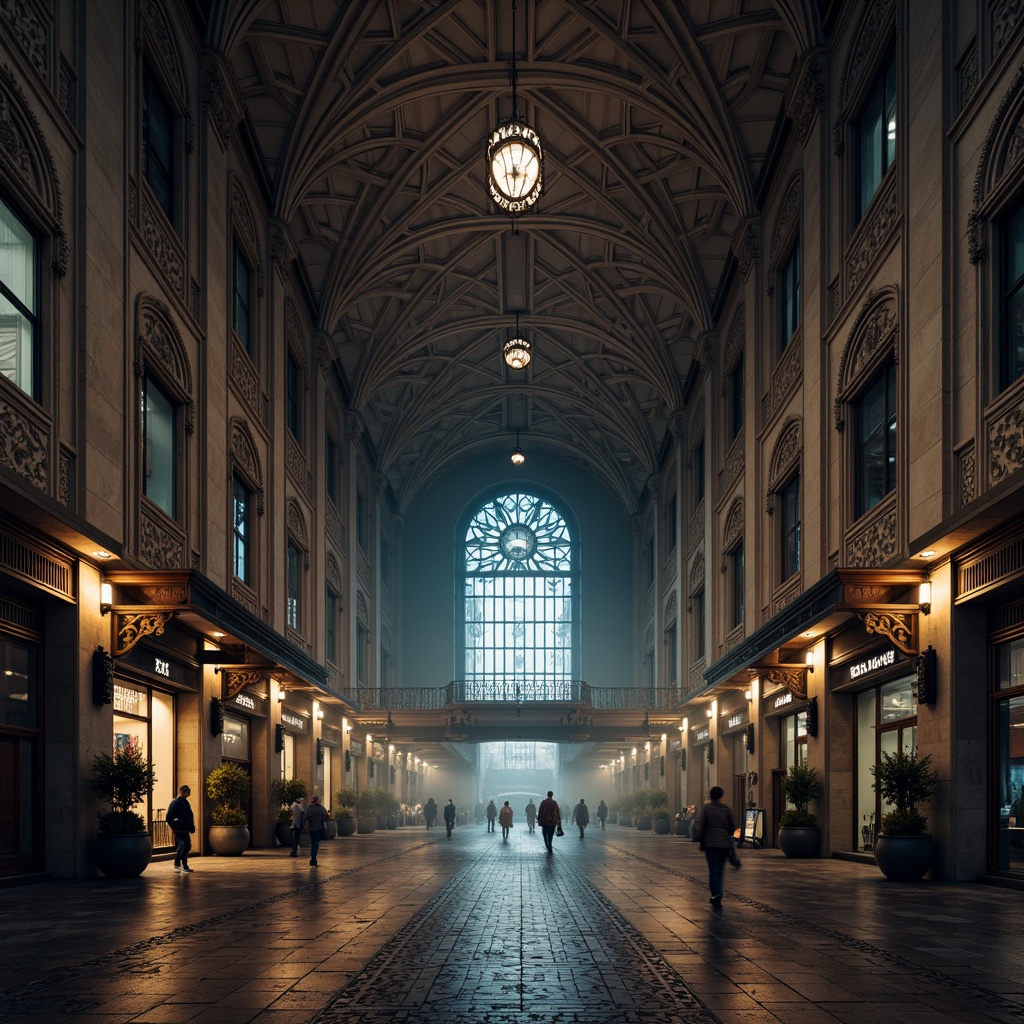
[342, 682, 679, 713]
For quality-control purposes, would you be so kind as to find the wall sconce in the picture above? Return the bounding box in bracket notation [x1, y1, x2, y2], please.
[389, 744, 395, 754]
[366, 734, 372, 745]
[277, 688, 286, 703]
[805, 649, 815, 671]
[316, 707, 324, 721]
[99, 581, 113, 615]
[919, 581, 932, 615]
[706, 705, 714, 719]
[744, 689, 752, 701]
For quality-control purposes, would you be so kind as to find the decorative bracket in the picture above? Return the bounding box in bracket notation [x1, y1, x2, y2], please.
[757, 667, 808, 701]
[219, 668, 267, 700]
[857, 609, 917, 655]
[113, 610, 177, 657]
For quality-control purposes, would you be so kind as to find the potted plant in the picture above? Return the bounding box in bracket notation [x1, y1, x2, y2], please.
[89, 737, 157, 878]
[205, 763, 251, 855]
[778, 762, 820, 858]
[653, 808, 671, 834]
[870, 749, 938, 881]
[336, 787, 358, 837]
[355, 791, 376, 833]
[272, 778, 308, 847]
[375, 789, 401, 829]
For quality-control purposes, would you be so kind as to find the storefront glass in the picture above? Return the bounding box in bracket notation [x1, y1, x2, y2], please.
[0, 634, 38, 871]
[995, 637, 1024, 875]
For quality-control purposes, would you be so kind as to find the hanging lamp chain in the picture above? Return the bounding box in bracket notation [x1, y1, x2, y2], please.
[510, 0, 519, 122]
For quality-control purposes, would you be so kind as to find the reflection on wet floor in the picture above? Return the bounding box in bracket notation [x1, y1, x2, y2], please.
[2, 825, 1024, 1024]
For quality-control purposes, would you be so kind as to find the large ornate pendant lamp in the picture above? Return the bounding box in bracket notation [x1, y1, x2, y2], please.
[503, 311, 532, 369]
[486, 0, 543, 214]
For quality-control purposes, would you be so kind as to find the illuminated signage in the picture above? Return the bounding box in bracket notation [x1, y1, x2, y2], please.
[774, 690, 793, 710]
[282, 710, 305, 731]
[154, 657, 170, 678]
[849, 647, 897, 680]
[234, 693, 255, 710]
[693, 726, 709, 743]
[726, 712, 746, 729]
[113, 683, 147, 716]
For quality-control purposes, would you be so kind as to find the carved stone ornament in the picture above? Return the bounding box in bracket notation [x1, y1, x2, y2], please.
[141, 189, 185, 294]
[221, 669, 265, 700]
[0, 1, 47, 78]
[665, 591, 677, 625]
[720, 498, 744, 571]
[769, 175, 801, 273]
[839, 0, 892, 116]
[858, 610, 917, 656]
[271, 218, 297, 281]
[845, 506, 898, 566]
[139, 507, 186, 568]
[834, 289, 899, 431]
[286, 498, 308, 551]
[959, 442, 976, 506]
[231, 177, 262, 277]
[847, 174, 899, 293]
[202, 50, 243, 149]
[786, 50, 826, 147]
[992, 0, 1024, 55]
[767, 418, 802, 499]
[114, 611, 174, 657]
[724, 306, 744, 370]
[0, 395, 48, 491]
[761, 667, 807, 701]
[988, 395, 1024, 485]
[736, 223, 759, 277]
[689, 551, 705, 594]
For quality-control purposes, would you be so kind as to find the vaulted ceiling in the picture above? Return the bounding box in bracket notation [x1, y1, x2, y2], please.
[213, 1, 820, 513]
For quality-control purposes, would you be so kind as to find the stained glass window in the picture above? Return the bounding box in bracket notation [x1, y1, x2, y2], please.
[464, 493, 575, 701]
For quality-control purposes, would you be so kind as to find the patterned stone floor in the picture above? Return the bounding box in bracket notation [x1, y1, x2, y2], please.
[2, 822, 1024, 1023]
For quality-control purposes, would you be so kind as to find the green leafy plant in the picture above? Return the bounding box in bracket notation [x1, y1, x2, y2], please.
[206, 763, 250, 827]
[336, 787, 358, 812]
[355, 791, 377, 817]
[272, 778, 308, 807]
[779, 762, 820, 828]
[653, 808, 671, 821]
[89, 737, 156, 835]
[372, 789, 401, 816]
[871, 749, 938, 836]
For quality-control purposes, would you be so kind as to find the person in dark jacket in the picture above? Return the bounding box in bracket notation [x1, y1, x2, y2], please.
[537, 791, 561, 852]
[572, 798, 590, 838]
[166, 784, 196, 873]
[597, 800, 608, 830]
[524, 799, 537, 833]
[443, 799, 457, 838]
[305, 794, 327, 866]
[697, 786, 737, 906]
[424, 798, 438, 829]
[486, 799, 498, 832]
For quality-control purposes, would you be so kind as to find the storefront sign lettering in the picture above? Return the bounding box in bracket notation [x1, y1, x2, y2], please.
[694, 727, 709, 742]
[727, 712, 746, 729]
[154, 657, 170, 678]
[282, 711, 305, 730]
[113, 683, 145, 714]
[774, 691, 793, 710]
[234, 693, 255, 710]
[849, 648, 896, 680]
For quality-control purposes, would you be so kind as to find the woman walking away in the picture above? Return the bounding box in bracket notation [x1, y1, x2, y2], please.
[498, 800, 514, 840]
[697, 786, 736, 906]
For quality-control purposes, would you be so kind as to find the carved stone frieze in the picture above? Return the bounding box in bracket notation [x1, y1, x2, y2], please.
[687, 502, 703, 552]
[764, 335, 801, 424]
[959, 442, 976, 507]
[839, 0, 891, 114]
[847, 174, 898, 292]
[689, 660, 705, 693]
[845, 506, 898, 567]
[722, 438, 744, 493]
[271, 218, 297, 281]
[989, 396, 1024, 484]
[689, 551, 705, 594]
[286, 498, 308, 551]
[772, 576, 802, 616]
[835, 290, 899, 430]
[724, 307, 744, 370]
[767, 418, 801, 498]
[992, 0, 1024, 54]
[0, 395, 47, 490]
[59, 447, 71, 506]
[114, 611, 173, 657]
[286, 433, 307, 493]
[230, 345, 259, 412]
[326, 502, 344, 546]
[858, 610, 916, 655]
[358, 548, 370, 586]
[736, 223, 759, 277]
[141, 190, 184, 294]
[786, 50, 826, 147]
[0, 0, 47, 78]
[958, 39, 979, 112]
[202, 50, 242, 149]
[761, 667, 807, 701]
[326, 553, 342, 595]
[230, 578, 258, 616]
[139, 507, 185, 568]
[720, 498, 744, 571]
[357, 591, 368, 624]
[769, 175, 802, 272]
[665, 591, 677, 625]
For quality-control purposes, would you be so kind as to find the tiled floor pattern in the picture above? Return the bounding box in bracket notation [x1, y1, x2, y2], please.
[3, 825, 1024, 1023]
[313, 837, 716, 1024]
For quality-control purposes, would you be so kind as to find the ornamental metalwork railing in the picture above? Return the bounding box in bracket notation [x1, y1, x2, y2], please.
[342, 682, 679, 712]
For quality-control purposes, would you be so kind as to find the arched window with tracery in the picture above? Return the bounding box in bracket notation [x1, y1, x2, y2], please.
[462, 492, 577, 701]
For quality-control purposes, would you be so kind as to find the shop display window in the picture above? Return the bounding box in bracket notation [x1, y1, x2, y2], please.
[1, 637, 37, 730]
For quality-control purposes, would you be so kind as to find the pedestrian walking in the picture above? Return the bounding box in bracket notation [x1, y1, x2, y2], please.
[289, 794, 306, 857]
[305, 794, 327, 866]
[498, 800, 514, 840]
[525, 798, 537, 833]
[443, 798, 457, 838]
[597, 799, 608, 830]
[697, 786, 737, 906]
[537, 791, 561, 852]
[424, 797, 438, 829]
[572, 798, 590, 838]
[166, 784, 195, 873]
[486, 799, 497, 832]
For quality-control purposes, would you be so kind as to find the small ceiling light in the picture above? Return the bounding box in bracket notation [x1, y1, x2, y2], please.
[94, 550, 113, 560]
[511, 428, 525, 466]
[503, 312, 532, 369]
[212, 631, 225, 640]
[918, 549, 937, 560]
[486, 1, 543, 214]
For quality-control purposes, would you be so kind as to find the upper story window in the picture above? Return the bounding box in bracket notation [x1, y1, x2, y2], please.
[233, 240, 253, 354]
[143, 375, 176, 517]
[0, 196, 36, 399]
[728, 355, 744, 442]
[779, 238, 801, 350]
[232, 475, 252, 584]
[666, 494, 677, 552]
[1001, 203, 1024, 393]
[780, 475, 801, 582]
[356, 487, 367, 550]
[665, 621, 677, 685]
[692, 589, 705, 662]
[286, 351, 302, 441]
[142, 61, 174, 224]
[693, 439, 705, 506]
[356, 622, 368, 685]
[730, 543, 744, 629]
[326, 588, 339, 665]
[854, 362, 897, 518]
[286, 540, 302, 631]
[325, 432, 339, 504]
[856, 53, 896, 223]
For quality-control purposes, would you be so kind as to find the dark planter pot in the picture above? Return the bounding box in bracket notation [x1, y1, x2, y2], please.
[636, 814, 653, 830]
[275, 822, 293, 847]
[777, 826, 820, 858]
[376, 814, 388, 830]
[208, 825, 250, 856]
[620, 815, 634, 827]
[674, 820, 692, 838]
[873, 834, 934, 881]
[386, 814, 399, 830]
[358, 816, 376, 834]
[324, 819, 337, 839]
[607, 812, 618, 825]
[337, 816, 357, 836]
[653, 817, 670, 834]
[95, 833, 153, 878]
